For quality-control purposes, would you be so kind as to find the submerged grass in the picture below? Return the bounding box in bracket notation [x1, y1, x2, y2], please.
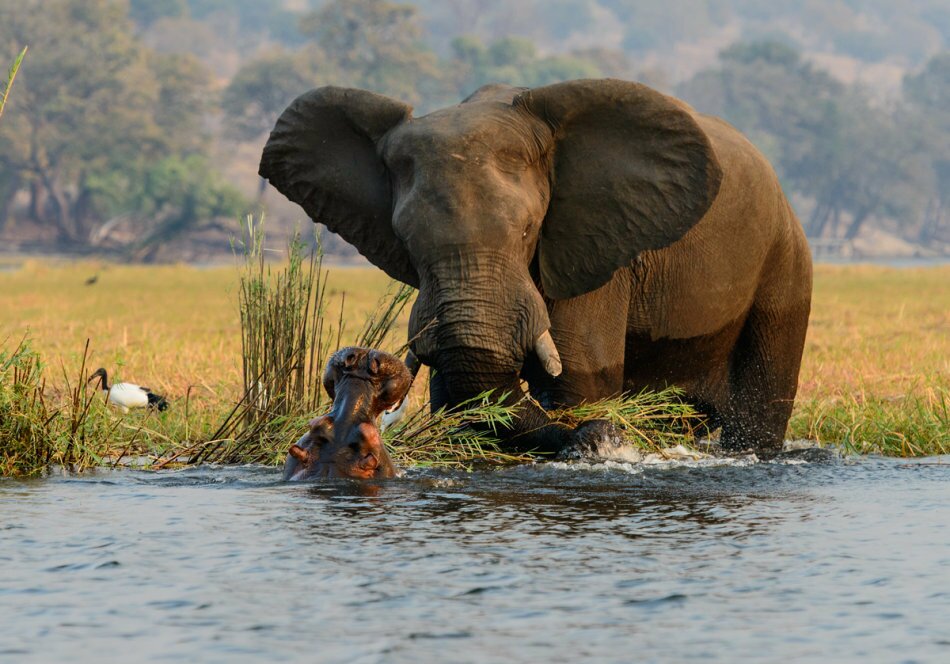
[552, 388, 698, 451]
[383, 391, 531, 468]
[0, 258, 947, 476]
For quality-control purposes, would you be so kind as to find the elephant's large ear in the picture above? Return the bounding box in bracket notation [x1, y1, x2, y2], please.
[514, 79, 723, 300]
[259, 87, 419, 287]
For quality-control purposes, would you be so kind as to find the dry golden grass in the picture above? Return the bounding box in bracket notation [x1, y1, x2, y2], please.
[789, 264, 949, 453]
[1, 259, 947, 463]
[799, 264, 949, 401]
[0, 258, 405, 405]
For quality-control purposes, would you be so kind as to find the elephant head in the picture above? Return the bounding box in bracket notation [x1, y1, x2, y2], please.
[261, 80, 722, 450]
[283, 347, 411, 481]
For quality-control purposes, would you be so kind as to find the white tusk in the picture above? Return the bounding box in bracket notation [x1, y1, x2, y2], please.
[535, 329, 562, 378]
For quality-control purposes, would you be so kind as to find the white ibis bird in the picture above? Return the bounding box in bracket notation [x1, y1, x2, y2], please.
[88, 368, 168, 412]
[380, 396, 408, 432]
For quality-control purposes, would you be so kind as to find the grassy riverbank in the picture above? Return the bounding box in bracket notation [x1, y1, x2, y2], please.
[1, 258, 947, 475]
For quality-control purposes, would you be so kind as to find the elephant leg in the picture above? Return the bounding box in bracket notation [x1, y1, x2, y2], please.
[720, 299, 810, 454]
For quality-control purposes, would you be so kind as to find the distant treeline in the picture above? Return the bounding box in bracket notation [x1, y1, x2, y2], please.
[0, 0, 947, 257]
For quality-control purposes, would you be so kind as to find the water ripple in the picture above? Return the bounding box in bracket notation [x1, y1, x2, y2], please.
[0, 456, 947, 662]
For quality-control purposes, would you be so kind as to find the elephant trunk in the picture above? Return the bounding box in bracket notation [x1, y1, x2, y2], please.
[409, 254, 551, 381]
[407, 254, 571, 454]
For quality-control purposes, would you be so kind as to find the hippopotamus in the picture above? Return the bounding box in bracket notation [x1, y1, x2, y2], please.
[283, 347, 413, 481]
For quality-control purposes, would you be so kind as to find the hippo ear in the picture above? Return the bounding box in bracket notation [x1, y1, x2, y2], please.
[322, 353, 342, 400]
[514, 79, 723, 300]
[324, 347, 361, 399]
[260, 87, 419, 287]
[373, 351, 413, 408]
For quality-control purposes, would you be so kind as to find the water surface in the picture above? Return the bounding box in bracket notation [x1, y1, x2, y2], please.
[1, 456, 947, 662]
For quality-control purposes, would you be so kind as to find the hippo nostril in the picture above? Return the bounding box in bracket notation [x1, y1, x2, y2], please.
[345, 352, 357, 368]
[288, 444, 310, 463]
[358, 452, 379, 472]
[368, 357, 380, 375]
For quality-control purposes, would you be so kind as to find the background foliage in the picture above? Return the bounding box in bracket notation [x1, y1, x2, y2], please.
[0, 0, 948, 256]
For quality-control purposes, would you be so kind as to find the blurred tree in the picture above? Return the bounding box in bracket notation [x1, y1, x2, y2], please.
[221, 52, 323, 142]
[0, 0, 238, 248]
[129, 0, 187, 29]
[679, 40, 934, 242]
[449, 35, 610, 96]
[903, 53, 950, 244]
[127, 155, 247, 259]
[904, 52, 950, 111]
[150, 52, 212, 154]
[299, 0, 441, 107]
[221, 50, 328, 201]
[186, 0, 306, 45]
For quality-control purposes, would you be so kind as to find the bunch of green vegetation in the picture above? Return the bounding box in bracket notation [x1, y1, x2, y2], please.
[0, 337, 230, 476]
[0, 337, 52, 475]
[790, 384, 950, 457]
[0, 218, 701, 476]
[3, 253, 949, 477]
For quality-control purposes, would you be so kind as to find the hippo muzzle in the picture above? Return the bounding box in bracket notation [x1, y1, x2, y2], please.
[283, 347, 413, 481]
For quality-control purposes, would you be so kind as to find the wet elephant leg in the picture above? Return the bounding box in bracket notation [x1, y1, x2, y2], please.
[720, 299, 810, 454]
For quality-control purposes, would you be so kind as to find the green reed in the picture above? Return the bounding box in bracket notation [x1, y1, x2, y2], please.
[0, 46, 27, 123]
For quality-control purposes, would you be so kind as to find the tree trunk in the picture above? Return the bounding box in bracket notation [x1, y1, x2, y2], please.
[42, 175, 77, 243]
[0, 171, 22, 233]
[73, 172, 96, 240]
[28, 179, 45, 223]
[809, 203, 834, 238]
[844, 204, 875, 241]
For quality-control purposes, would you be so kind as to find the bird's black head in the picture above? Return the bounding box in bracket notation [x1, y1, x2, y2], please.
[88, 368, 108, 389]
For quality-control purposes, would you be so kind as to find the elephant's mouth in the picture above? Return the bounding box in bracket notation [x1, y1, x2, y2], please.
[408, 255, 560, 385]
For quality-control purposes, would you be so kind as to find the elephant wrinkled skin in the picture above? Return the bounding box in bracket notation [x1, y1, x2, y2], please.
[261, 79, 812, 456]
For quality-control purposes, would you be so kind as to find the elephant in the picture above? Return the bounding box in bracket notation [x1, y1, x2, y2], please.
[284, 347, 411, 480]
[260, 78, 812, 456]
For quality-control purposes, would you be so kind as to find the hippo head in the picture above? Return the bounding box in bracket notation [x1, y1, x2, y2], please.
[283, 347, 412, 481]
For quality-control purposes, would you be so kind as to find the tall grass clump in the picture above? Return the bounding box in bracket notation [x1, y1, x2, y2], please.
[237, 215, 334, 420]
[0, 337, 54, 475]
[0, 338, 147, 475]
[790, 383, 950, 456]
[196, 216, 337, 464]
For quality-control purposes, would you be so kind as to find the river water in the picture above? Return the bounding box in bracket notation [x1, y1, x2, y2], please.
[1, 455, 947, 663]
